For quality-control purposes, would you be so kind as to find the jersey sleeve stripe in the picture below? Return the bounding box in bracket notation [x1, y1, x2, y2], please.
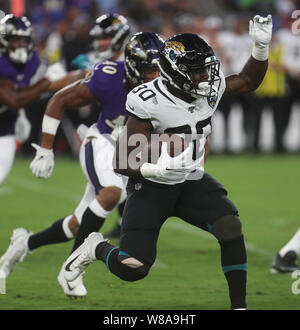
[153, 79, 176, 104]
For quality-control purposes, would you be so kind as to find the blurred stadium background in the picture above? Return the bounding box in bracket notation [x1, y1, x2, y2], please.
[1, 0, 300, 311]
[1, 0, 300, 156]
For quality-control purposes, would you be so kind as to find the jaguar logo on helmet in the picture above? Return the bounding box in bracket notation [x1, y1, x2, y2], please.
[164, 41, 185, 64]
[207, 94, 217, 108]
[165, 41, 185, 54]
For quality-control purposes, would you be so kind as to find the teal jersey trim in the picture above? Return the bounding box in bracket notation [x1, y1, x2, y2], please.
[119, 251, 131, 257]
[207, 223, 213, 233]
[222, 263, 247, 273]
[106, 246, 119, 272]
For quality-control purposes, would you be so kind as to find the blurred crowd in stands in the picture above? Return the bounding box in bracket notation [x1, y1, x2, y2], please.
[1, 0, 300, 155]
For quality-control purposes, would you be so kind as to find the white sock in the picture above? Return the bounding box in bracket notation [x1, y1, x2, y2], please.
[62, 215, 75, 239]
[89, 199, 111, 218]
[279, 228, 300, 257]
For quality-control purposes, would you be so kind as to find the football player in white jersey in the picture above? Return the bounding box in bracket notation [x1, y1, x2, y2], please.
[61, 15, 272, 310]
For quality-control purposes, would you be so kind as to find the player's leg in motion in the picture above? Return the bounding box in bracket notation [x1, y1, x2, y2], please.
[0, 135, 16, 185]
[271, 227, 300, 273]
[212, 215, 247, 310]
[63, 179, 177, 283]
[69, 136, 124, 253]
[176, 173, 247, 310]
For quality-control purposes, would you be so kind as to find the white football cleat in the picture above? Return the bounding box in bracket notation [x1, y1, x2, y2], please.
[63, 232, 108, 282]
[0, 228, 32, 278]
[57, 266, 87, 298]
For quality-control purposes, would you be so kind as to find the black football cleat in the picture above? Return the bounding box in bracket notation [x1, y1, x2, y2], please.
[270, 251, 300, 274]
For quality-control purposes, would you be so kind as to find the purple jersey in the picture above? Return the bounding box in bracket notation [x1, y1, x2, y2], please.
[0, 50, 41, 136]
[84, 61, 128, 135]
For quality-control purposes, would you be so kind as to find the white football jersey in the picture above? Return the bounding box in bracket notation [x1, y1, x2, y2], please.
[126, 73, 226, 184]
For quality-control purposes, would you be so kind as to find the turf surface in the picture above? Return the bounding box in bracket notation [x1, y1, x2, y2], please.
[0, 154, 299, 311]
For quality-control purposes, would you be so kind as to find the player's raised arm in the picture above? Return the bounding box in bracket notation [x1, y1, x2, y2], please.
[224, 14, 272, 96]
[30, 78, 96, 179]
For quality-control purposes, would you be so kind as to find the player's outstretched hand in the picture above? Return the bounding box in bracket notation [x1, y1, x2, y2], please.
[30, 143, 54, 178]
[249, 14, 272, 48]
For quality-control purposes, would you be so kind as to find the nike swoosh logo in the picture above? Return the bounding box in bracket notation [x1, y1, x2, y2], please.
[128, 105, 135, 111]
[65, 255, 80, 272]
[66, 281, 74, 291]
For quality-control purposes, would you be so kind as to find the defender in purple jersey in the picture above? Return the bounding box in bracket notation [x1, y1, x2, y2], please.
[50, 14, 132, 240]
[0, 32, 164, 297]
[0, 14, 67, 185]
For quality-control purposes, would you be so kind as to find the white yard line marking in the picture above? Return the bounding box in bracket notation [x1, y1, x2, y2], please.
[166, 221, 274, 258]
[8, 177, 82, 203]
[0, 186, 13, 195]
[153, 260, 167, 268]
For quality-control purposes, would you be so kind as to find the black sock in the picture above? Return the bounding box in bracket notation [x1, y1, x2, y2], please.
[27, 218, 70, 250]
[71, 207, 105, 253]
[95, 243, 146, 281]
[219, 235, 247, 309]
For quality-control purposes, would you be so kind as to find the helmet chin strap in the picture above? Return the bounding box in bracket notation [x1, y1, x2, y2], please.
[9, 47, 28, 64]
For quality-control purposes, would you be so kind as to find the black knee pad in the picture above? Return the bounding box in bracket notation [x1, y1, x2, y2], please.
[212, 215, 242, 241]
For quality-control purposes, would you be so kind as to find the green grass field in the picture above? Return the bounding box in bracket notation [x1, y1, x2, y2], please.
[0, 154, 300, 310]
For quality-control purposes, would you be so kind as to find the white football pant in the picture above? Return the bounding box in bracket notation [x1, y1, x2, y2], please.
[0, 135, 16, 185]
[74, 125, 127, 224]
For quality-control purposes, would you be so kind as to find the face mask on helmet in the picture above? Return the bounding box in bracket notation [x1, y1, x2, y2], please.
[0, 14, 33, 64]
[124, 32, 164, 86]
[158, 34, 221, 102]
[9, 46, 29, 63]
[89, 14, 130, 61]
